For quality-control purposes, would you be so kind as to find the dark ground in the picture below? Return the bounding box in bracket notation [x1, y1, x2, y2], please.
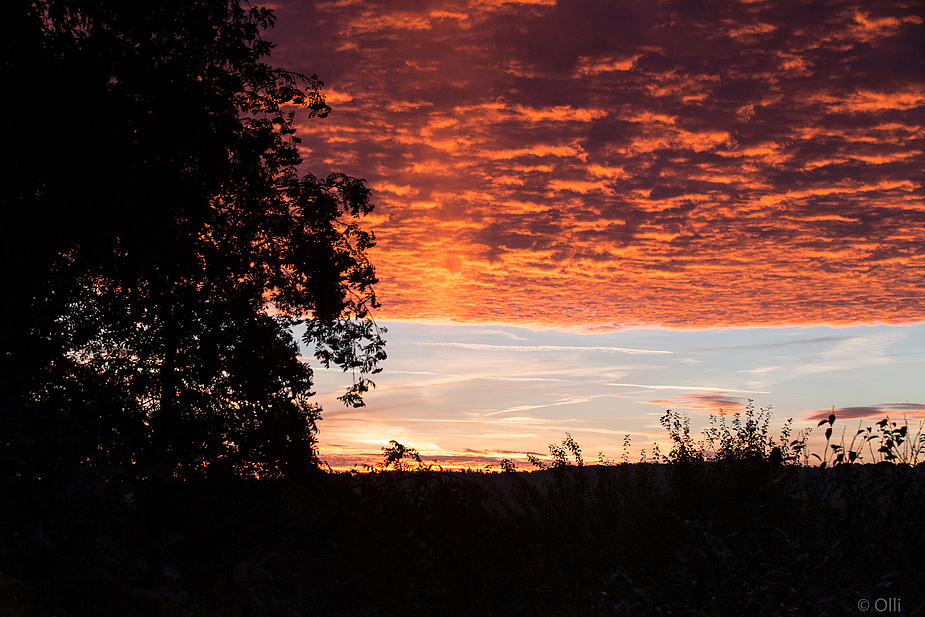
[2, 458, 923, 616]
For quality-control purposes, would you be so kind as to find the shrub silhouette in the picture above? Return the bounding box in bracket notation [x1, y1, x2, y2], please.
[3, 410, 923, 616]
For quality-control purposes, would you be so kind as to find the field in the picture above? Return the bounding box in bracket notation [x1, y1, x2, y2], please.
[2, 409, 923, 616]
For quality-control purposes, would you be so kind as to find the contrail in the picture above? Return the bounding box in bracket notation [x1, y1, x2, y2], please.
[384, 371, 570, 383]
[604, 383, 769, 394]
[382, 371, 766, 394]
[416, 342, 672, 355]
[487, 376, 572, 383]
[384, 370, 446, 376]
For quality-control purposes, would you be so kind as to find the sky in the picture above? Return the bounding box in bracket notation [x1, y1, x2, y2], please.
[267, 0, 923, 469]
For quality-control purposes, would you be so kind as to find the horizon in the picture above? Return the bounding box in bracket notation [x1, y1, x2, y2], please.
[306, 320, 925, 471]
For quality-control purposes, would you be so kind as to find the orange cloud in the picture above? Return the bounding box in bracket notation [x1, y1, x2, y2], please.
[273, 0, 923, 328]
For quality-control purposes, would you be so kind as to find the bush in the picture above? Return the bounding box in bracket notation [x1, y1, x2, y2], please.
[3, 411, 922, 616]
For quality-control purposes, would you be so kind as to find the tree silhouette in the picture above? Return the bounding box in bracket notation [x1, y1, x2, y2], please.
[1, 0, 384, 480]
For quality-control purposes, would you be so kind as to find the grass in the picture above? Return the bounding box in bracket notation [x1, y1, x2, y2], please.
[2, 407, 923, 616]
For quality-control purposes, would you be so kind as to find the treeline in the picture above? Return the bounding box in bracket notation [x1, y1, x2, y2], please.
[2, 410, 922, 615]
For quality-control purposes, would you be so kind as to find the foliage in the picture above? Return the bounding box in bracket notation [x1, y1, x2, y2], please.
[378, 440, 423, 472]
[661, 408, 704, 464]
[1, 0, 384, 482]
[703, 399, 777, 462]
[819, 414, 925, 467]
[2, 411, 923, 616]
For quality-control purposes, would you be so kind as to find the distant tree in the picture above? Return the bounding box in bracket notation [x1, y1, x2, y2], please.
[379, 440, 422, 471]
[0, 0, 384, 480]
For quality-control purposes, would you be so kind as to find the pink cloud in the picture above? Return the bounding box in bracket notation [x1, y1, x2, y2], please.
[805, 403, 925, 423]
[645, 394, 749, 412]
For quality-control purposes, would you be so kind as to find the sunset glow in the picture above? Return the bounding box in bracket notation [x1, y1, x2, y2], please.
[271, 0, 923, 468]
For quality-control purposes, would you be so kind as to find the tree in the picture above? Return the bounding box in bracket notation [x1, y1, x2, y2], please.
[1, 0, 385, 480]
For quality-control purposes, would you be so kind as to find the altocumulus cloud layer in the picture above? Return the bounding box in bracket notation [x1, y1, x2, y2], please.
[273, 0, 924, 328]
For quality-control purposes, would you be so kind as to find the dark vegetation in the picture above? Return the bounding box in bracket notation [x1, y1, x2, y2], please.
[2, 407, 924, 615]
[2, 0, 384, 482]
[3, 1, 923, 614]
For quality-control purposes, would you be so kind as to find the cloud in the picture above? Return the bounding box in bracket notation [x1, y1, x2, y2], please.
[384, 367, 570, 382]
[689, 336, 859, 352]
[385, 370, 447, 376]
[486, 376, 572, 383]
[739, 330, 909, 387]
[805, 403, 925, 422]
[485, 394, 612, 416]
[416, 342, 672, 354]
[644, 394, 749, 412]
[271, 0, 924, 328]
[606, 383, 769, 394]
[472, 328, 530, 340]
